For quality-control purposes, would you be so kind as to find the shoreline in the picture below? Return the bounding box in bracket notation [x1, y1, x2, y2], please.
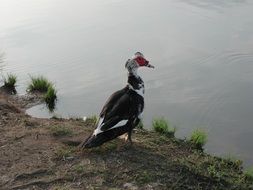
[0, 88, 252, 189]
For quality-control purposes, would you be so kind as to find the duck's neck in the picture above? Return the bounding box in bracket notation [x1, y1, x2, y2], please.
[127, 72, 145, 97]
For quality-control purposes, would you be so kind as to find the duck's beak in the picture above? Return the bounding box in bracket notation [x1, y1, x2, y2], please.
[145, 60, 155, 68]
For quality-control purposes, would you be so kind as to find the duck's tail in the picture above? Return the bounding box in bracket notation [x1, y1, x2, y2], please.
[80, 126, 130, 148]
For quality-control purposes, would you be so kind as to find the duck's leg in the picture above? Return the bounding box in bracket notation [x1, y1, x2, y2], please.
[125, 118, 140, 145]
[124, 129, 132, 144]
[127, 129, 133, 144]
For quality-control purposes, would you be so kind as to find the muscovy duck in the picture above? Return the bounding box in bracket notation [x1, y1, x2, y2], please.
[81, 52, 154, 148]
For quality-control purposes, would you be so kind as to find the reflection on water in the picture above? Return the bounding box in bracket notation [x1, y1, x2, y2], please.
[45, 98, 56, 112]
[48, 102, 56, 112]
[1, 0, 253, 167]
[44, 87, 57, 112]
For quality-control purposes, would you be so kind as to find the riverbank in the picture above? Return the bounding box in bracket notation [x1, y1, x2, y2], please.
[0, 89, 252, 190]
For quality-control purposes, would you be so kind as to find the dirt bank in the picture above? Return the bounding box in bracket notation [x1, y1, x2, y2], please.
[0, 89, 252, 190]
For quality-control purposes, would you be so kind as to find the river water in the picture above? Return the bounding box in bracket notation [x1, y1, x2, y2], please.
[1, 0, 253, 167]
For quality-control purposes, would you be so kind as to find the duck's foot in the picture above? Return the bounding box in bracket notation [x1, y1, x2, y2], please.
[124, 131, 133, 146]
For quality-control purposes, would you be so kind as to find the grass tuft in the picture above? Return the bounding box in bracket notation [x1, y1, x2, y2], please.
[44, 85, 57, 111]
[190, 129, 207, 149]
[27, 76, 52, 92]
[245, 167, 253, 181]
[152, 117, 176, 137]
[50, 125, 73, 137]
[3, 73, 17, 88]
[27, 75, 57, 111]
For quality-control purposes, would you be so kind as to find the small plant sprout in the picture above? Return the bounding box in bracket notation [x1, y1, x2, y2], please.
[190, 129, 207, 149]
[152, 117, 176, 137]
[3, 73, 17, 88]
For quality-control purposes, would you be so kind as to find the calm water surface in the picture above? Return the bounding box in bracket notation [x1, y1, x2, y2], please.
[1, 0, 253, 166]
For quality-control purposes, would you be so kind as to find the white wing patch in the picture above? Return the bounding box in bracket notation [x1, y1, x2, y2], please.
[93, 117, 128, 136]
[110, 120, 128, 130]
[93, 117, 104, 136]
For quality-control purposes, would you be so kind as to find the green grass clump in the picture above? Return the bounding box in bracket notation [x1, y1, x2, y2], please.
[27, 76, 52, 92]
[3, 73, 17, 88]
[245, 167, 253, 181]
[50, 125, 73, 137]
[190, 129, 207, 149]
[44, 85, 57, 110]
[152, 117, 176, 137]
[27, 75, 57, 111]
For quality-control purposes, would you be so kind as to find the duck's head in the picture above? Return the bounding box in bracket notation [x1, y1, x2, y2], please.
[125, 52, 154, 75]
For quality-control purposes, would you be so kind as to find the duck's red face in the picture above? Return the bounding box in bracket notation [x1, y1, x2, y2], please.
[134, 53, 154, 68]
[134, 56, 149, 67]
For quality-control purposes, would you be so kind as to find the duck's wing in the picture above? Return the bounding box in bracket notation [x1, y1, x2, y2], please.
[99, 86, 128, 118]
[81, 87, 142, 148]
[94, 86, 133, 135]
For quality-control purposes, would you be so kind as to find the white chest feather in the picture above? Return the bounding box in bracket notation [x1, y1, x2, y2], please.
[128, 83, 145, 98]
